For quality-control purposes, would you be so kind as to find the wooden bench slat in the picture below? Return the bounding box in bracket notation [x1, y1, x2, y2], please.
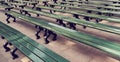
[19, 40, 57, 62]
[11, 41, 45, 62]
[22, 37, 70, 62]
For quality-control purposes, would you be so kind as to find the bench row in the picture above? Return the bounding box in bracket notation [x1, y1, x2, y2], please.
[0, 21, 69, 62]
[5, 11, 120, 60]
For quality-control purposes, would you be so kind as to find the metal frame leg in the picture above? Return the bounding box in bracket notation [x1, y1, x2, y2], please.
[83, 25, 87, 29]
[12, 16, 16, 22]
[1, 36, 5, 39]
[25, 11, 31, 16]
[56, 19, 66, 27]
[43, 29, 48, 36]
[50, 10, 53, 14]
[52, 33, 57, 41]
[35, 26, 44, 39]
[3, 42, 11, 52]
[6, 15, 10, 23]
[11, 48, 18, 60]
[35, 30, 41, 39]
[73, 14, 79, 19]
[44, 33, 50, 44]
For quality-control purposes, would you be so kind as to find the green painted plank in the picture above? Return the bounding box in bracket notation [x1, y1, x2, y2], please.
[0, 28, 17, 41]
[0, 4, 12, 8]
[21, 37, 69, 62]
[0, 23, 44, 62]
[0, 22, 24, 39]
[18, 40, 57, 62]
[0, 25, 22, 41]
[11, 41, 44, 62]
[0, 22, 44, 62]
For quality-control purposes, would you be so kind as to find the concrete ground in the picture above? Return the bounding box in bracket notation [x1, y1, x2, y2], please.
[0, 8, 120, 62]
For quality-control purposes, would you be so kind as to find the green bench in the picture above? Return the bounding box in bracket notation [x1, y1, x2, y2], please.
[86, 0, 120, 3]
[1, 3, 120, 23]
[48, 3, 120, 16]
[41, 3, 120, 21]
[60, 1, 87, 4]
[90, 1, 120, 7]
[60, 0, 120, 8]
[5, 11, 120, 60]
[0, 21, 69, 62]
[20, 8, 120, 36]
[3, 4, 120, 37]
[8, 3, 26, 8]
[1, 1, 38, 9]
[2, 0, 120, 22]
[60, 1, 120, 11]
[22, 1, 38, 5]
[35, 5, 120, 23]
[91, 0, 120, 4]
